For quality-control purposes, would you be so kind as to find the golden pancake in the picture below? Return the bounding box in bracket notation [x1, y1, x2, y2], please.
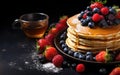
[65, 13, 120, 53]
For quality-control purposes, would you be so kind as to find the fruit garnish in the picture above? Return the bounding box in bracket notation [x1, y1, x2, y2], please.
[95, 49, 113, 63]
[109, 67, 120, 75]
[78, 0, 120, 28]
[105, 49, 113, 63]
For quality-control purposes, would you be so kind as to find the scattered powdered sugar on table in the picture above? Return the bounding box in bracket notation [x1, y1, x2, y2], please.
[8, 50, 63, 73]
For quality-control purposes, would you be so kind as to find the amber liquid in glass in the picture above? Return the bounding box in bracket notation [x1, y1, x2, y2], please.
[21, 20, 48, 38]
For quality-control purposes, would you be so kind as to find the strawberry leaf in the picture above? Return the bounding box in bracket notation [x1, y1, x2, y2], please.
[105, 49, 113, 63]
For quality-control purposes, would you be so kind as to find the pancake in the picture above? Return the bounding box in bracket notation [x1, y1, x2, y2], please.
[67, 14, 120, 40]
[67, 27, 120, 48]
[65, 14, 120, 53]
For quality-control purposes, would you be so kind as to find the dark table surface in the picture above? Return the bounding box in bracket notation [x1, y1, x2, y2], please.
[0, 0, 120, 75]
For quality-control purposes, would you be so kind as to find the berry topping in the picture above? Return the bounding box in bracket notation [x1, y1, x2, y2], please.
[78, 0, 120, 28]
[100, 7, 109, 15]
[92, 13, 102, 22]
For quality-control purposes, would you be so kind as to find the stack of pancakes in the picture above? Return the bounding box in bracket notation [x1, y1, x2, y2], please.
[66, 14, 120, 53]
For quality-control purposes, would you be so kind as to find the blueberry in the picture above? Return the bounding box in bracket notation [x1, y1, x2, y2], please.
[114, 19, 120, 24]
[99, 19, 109, 28]
[38, 55, 46, 63]
[93, 8, 100, 13]
[86, 51, 93, 55]
[60, 40, 65, 45]
[88, 22, 95, 28]
[73, 52, 80, 58]
[86, 16, 92, 22]
[108, 14, 115, 20]
[60, 34, 66, 39]
[81, 19, 88, 26]
[109, 8, 116, 15]
[78, 11, 84, 20]
[62, 61, 69, 68]
[79, 54, 85, 60]
[68, 50, 74, 56]
[86, 6, 92, 11]
[87, 11, 93, 16]
[107, 20, 114, 25]
[63, 47, 68, 53]
[61, 43, 67, 48]
[86, 55, 93, 61]
[71, 63, 77, 69]
[99, 68, 107, 75]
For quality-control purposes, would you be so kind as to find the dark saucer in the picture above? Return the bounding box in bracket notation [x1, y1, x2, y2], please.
[54, 28, 120, 67]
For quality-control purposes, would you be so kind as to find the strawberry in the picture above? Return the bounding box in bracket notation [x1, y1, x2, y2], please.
[55, 23, 63, 31]
[101, 7, 109, 15]
[52, 54, 64, 67]
[45, 33, 55, 45]
[92, 13, 102, 22]
[109, 67, 120, 75]
[59, 16, 68, 25]
[76, 64, 85, 73]
[95, 51, 106, 62]
[38, 38, 51, 51]
[115, 53, 120, 61]
[44, 46, 58, 61]
[95, 49, 113, 63]
[90, 2, 104, 9]
[49, 27, 59, 35]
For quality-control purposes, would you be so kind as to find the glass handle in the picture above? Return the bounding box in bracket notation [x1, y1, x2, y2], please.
[12, 19, 21, 30]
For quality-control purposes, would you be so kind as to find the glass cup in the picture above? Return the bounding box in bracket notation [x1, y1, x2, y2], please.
[12, 13, 49, 38]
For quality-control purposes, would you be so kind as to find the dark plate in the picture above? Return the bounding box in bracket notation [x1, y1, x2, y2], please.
[54, 28, 120, 66]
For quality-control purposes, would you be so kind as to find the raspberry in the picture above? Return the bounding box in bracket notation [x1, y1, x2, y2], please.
[92, 13, 101, 22]
[101, 7, 109, 15]
[52, 54, 64, 67]
[76, 64, 85, 73]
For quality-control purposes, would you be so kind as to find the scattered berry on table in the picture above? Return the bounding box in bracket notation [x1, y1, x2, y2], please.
[52, 54, 64, 67]
[76, 64, 85, 73]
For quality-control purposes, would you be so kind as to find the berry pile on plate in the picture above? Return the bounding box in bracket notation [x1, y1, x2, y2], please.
[78, 1, 120, 28]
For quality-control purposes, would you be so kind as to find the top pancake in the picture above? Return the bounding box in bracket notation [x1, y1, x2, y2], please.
[67, 14, 120, 40]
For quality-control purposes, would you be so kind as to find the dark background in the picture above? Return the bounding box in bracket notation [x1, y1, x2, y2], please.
[0, 0, 120, 29]
[0, 0, 120, 75]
